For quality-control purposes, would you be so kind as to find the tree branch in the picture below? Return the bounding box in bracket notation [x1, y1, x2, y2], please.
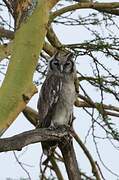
[50, 156, 64, 180]
[43, 41, 56, 56]
[70, 128, 101, 180]
[50, 2, 119, 21]
[22, 106, 39, 126]
[47, 25, 62, 48]
[0, 27, 56, 59]
[22, 107, 81, 180]
[95, 8, 119, 16]
[22, 99, 119, 134]
[0, 27, 14, 39]
[59, 138, 82, 180]
[0, 128, 68, 152]
[75, 95, 119, 117]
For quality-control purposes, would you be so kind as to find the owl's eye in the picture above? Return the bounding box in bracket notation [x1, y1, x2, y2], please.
[53, 61, 59, 66]
[54, 62, 59, 65]
[65, 62, 70, 66]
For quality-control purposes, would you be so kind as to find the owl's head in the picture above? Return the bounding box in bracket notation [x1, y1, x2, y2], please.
[48, 51, 75, 75]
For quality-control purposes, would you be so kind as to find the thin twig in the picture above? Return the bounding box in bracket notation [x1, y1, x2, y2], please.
[70, 128, 101, 180]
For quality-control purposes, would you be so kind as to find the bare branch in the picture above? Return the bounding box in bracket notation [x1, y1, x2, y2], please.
[70, 128, 101, 180]
[50, 2, 119, 21]
[50, 156, 64, 180]
[0, 128, 68, 152]
[13, 151, 32, 180]
[46, 25, 62, 48]
[43, 41, 56, 56]
[22, 106, 39, 126]
[75, 97, 119, 116]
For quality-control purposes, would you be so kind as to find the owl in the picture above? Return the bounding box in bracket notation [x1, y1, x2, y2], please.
[37, 51, 78, 155]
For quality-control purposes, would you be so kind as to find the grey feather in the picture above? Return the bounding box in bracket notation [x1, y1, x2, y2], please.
[37, 51, 77, 155]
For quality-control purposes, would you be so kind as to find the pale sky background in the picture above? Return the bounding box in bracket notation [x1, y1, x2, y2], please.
[0, 0, 119, 179]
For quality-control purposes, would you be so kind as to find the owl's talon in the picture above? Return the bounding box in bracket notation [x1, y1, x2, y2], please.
[48, 125, 56, 130]
[55, 124, 70, 132]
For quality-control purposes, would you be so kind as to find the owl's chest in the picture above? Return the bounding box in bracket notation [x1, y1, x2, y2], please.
[59, 77, 76, 103]
[51, 77, 76, 126]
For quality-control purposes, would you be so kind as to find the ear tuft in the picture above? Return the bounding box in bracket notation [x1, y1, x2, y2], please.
[67, 52, 74, 60]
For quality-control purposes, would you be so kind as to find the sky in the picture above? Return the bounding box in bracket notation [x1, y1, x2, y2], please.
[0, 0, 119, 180]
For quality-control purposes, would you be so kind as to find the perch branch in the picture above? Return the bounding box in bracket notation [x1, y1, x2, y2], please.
[0, 128, 67, 152]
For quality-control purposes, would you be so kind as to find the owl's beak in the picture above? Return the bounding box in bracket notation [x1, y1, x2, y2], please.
[60, 65, 63, 72]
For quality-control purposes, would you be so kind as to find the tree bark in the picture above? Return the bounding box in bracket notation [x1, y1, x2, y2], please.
[59, 138, 81, 180]
[0, 0, 59, 131]
[0, 128, 67, 152]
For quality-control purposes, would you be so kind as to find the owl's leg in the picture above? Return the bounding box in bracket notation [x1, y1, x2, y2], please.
[49, 122, 56, 130]
[49, 120, 71, 132]
[49, 124, 68, 132]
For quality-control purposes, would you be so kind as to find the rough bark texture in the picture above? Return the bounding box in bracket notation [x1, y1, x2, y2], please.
[59, 138, 81, 180]
[0, 128, 67, 152]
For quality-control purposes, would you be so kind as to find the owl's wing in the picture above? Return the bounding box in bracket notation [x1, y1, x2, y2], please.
[37, 75, 62, 127]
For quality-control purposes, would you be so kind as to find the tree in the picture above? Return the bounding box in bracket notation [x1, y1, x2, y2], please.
[0, 0, 119, 179]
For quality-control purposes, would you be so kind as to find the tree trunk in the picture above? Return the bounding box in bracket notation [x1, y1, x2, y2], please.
[59, 138, 81, 180]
